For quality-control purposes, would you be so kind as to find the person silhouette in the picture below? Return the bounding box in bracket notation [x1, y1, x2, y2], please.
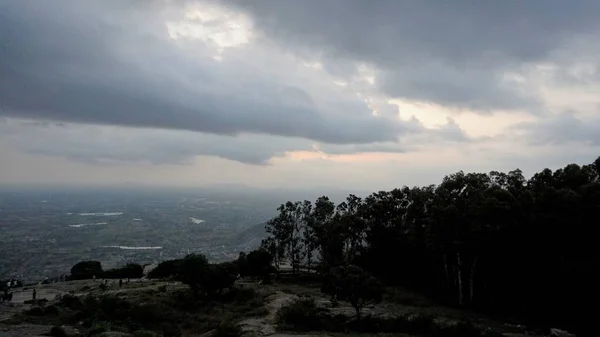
[32, 288, 37, 301]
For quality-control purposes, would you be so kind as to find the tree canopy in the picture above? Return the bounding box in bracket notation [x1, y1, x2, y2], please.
[264, 157, 600, 335]
[70, 261, 103, 280]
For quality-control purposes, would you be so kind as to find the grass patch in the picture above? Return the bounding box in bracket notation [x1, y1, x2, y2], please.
[9, 284, 270, 337]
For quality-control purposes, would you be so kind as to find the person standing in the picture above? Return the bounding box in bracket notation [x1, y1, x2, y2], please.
[32, 288, 37, 301]
[119, 279, 123, 288]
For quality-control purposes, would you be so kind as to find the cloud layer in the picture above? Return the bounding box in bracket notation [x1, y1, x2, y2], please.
[0, 0, 415, 147]
[223, 0, 600, 112]
[1, 0, 600, 187]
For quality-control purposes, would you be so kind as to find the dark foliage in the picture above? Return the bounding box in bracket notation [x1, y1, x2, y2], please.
[201, 263, 238, 296]
[49, 326, 67, 337]
[102, 263, 144, 279]
[276, 298, 325, 331]
[149, 254, 237, 297]
[321, 265, 383, 320]
[69, 261, 103, 280]
[176, 254, 209, 296]
[147, 258, 184, 279]
[214, 320, 242, 337]
[264, 156, 600, 335]
[239, 249, 273, 279]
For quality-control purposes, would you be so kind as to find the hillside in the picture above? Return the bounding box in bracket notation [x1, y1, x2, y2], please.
[0, 276, 559, 337]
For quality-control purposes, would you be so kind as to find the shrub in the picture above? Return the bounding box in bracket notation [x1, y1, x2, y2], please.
[321, 265, 383, 320]
[276, 298, 324, 331]
[59, 294, 83, 310]
[405, 314, 436, 335]
[244, 249, 273, 279]
[147, 259, 184, 279]
[25, 306, 45, 316]
[87, 322, 109, 335]
[177, 254, 209, 296]
[214, 320, 242, 337]
[102, 263, 144, 279]
[44, 305, 60, 315]
[49, 326, 68, 337]
[70, 261, 103, 280]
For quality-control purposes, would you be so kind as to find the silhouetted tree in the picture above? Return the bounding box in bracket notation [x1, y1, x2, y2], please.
[148, 259, 184, 279]
[263, 156, 600, 335]
[177, 254, 209, 297]
[321, 265, 383, 320]
[245, 249, 273, 280]
[70, 261, 103, 280]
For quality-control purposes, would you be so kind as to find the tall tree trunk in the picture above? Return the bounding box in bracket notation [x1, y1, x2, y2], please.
[457, 251, 463, 306]
[469, 255, 479, 306]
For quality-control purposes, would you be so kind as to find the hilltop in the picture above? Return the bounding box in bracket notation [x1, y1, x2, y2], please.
[0, 273, 555, 337]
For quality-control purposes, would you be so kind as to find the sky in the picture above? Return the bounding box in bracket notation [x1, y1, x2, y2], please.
[1, 0, 599, 191]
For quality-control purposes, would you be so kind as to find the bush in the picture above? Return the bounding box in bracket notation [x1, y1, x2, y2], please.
[25, 306, 45, 316]
[276, 298, 324, 331]
[405, 314, 436, 335]
[60, 294, 83, 310]
[49, 326, 68, 337]
[86, 322, 109, 335]
[321, 265, 383, 320]
[44, 305, 60, 315]
[214, 321, 242, 337]
[147, 259, 184, 279]
[70, 261, 103, 280]
[102, 263, 144, 279]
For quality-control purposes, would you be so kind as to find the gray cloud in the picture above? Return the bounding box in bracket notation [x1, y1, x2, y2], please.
[0, 0, 413, 146]
[0, 116, 471, 166]
[513, 112, 600, 146]
[0, 119, 312, 165]
[222, 0, 600, 112]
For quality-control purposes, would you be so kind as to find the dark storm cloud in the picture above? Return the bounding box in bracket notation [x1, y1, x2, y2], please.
[0, 0, 409, 146]
[222, 0, 600, 111]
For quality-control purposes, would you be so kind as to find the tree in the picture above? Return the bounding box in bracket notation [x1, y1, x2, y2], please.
[70, 261, 103, 280]
[311, 196, 342, 270]
[321, 265, 383, 320]
[245, 249, 273, 280]
[202, 263, 238, 296]
[262, 156, 600, 335]
[103, 263, 144, 279]
[148, 259, 184, 279]
[177, 254, 209, 297]
[266, 201, 310, 274]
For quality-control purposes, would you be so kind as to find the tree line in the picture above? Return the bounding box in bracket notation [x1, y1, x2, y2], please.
[262, 156, 600, 335]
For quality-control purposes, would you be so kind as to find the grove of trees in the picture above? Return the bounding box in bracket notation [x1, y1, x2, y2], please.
[69, 261, 144, 280]
[263, 157, 600, 335]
